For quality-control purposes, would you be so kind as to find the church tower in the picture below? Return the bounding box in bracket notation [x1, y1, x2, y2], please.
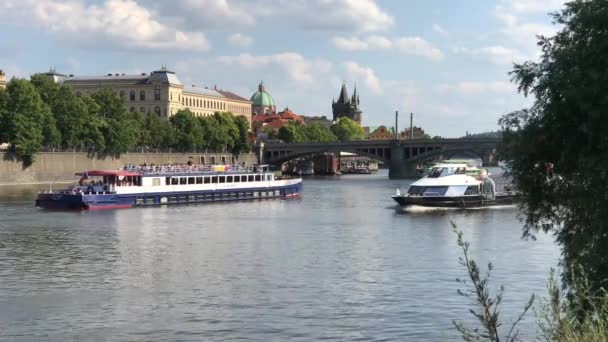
[332, 83, 362, 125]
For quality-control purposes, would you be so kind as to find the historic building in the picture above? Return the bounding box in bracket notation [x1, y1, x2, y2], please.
[43, 67, 251, 123]
[250, 81, 276, 116]
[252, 106, 304, 133]
[301, 115, 333, 128]
[367, 126, 394, 140]
[0, 69, 6, 89]
[332, 83, 362, 125]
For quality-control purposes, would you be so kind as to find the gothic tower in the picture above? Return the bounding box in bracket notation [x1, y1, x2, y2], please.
[332, 83, 362, 125]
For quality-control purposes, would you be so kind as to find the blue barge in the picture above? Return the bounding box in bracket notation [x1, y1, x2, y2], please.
[36, 165, 302, 210]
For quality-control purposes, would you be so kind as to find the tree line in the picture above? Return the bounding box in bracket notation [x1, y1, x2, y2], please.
[0, 75, 250, 163]
[264, 117, 365, 143]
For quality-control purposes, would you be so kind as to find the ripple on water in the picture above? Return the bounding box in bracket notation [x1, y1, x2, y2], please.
[0, 171, 559, 340]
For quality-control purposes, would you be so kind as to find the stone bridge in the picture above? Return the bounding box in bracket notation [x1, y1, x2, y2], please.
[260, 138, 500, 178]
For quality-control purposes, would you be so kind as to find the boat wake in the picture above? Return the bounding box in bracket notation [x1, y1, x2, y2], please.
[397, 204, 517, 214]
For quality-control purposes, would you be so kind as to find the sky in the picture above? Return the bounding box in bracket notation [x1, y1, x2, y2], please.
[0, 0, 567, 137]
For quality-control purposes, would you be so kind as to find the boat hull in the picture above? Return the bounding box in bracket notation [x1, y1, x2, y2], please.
[392, 194, 514, 208]
[36, 182, 303, 211]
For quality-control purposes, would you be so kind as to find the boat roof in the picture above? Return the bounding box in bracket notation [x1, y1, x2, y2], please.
[75, 170, 141, 177]
[412, 174, 481, 187]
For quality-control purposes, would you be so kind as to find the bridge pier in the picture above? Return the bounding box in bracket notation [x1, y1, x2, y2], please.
[388, 144, 417, 179]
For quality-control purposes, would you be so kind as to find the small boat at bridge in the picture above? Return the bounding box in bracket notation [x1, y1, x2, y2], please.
[36, 164, 302, 210]
[392, 162, 515, 209]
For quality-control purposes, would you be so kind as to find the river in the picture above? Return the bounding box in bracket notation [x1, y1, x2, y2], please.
[0, 170, 559, 341]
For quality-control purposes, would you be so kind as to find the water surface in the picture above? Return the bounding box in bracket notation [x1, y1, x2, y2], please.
[0, 170, 559, 341]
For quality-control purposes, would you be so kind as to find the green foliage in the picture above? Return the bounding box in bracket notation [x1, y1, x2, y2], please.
[233, 115, 251, 154]
[536, 269, 608, 342]
[452, 222, 534, 341]
[2, 79, 53, 162]
[92, 90, 139, 154]
[330, 117, 364, 141]
[263, 126, 278, 140]
[278, 121, 307, 143]
[1, 77, 254, 160]
[499, 0, 608, 295]
[302, 122, 337, 142]
[171, 109, 204, 151]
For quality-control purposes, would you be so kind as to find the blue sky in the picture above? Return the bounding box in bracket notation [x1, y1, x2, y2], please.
[0, 0, 566, 137]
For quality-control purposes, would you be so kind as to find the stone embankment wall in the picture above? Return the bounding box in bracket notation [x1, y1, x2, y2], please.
[0, 152, 257, 185]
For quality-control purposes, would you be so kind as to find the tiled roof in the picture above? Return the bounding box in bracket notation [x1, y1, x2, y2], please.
[183, 86, 225, 98]
[217, 90, 249, 102]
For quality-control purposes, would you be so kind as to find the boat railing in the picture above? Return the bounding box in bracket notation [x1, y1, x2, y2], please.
[120, 164, 270, 176]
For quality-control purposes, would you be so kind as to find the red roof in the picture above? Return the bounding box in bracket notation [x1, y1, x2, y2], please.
[278, 108, 304, 122]
[265, 118, 289, 129]
[76, 170, 141, 177]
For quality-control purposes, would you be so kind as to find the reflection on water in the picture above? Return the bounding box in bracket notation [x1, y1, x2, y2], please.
[0, 170, 558, 340]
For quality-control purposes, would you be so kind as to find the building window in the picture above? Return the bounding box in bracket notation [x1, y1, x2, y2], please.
[170, 93, 173, 101]
[120, 90, 125, 100]
[76, 91, 81, 97]
[140, 90, 145, 101]
[130, 107, 136, 113]
[155, 106, 161, 116]
[154, 85, 161, 101]
[140, 106, 145, 113]
[130, 90, 136, 101]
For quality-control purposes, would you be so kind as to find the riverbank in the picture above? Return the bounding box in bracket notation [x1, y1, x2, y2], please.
[0, 152, 257, 186]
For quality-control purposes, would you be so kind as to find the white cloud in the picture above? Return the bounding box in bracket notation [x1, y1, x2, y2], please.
[228, 33, 253, 48]
[217, 52, 331, 84]
[140, 0, 254, 29]
[500, 0, 567, 14]
[144, 0, 393, 33]
[436, 81, 516, 95]
[494, 0, 564, 50]
[257, 0, 394, 32]
[332, 35, 443, 62]
[0, 0, 209, 51]
[343, 61, 382, 94]
[453, 45, 527, 65]
[432, 24, 447, 36]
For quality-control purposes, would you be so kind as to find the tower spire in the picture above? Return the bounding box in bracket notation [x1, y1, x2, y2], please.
[337, 82, 350, 104]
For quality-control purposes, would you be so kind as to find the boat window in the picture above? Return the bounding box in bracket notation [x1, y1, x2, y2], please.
[212, 176, 218, 183]
[180, 177, 187, 185]
[152, 178, 161, 186]
[464, 185, 480, 195]
[219, 176, 225, 184]
[188, 177, 195, 185]
[255, 175, 261, 182]
[171, 177, 178, 185]
[166, 177, 171, 185]
[424, 186, 449, 196]
[227, 176, 233, 183]
[408, 186, 426, 195]
[204, 177, 210, 184]
[196, 177, 203, 184]
[248, 175, 254, 182]
[234, 175, 240, 183]
[242, 175, 248, 182]
[266, 174, 273, 181]
[428, 167, 456, 178]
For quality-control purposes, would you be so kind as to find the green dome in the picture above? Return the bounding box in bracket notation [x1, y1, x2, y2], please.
[250, 81, 275, 107]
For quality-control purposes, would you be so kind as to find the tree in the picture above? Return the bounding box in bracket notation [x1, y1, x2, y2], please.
[233, 115, 251, 154]
[500, 0, 608, 296]
[263, 126, 279, 140]
[330, 117, 364, 141]
[278, 121, 307, 143]
[1, 79, 52, 163]
[92, 90, 139, 154]
[170, 109, 204, 151]
[303, 122, 337, 142]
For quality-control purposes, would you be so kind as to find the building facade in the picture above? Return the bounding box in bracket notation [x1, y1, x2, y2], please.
[44, 67, 251, 123]
[365, 125, 428, 140]
[332, 83, 362, 125]
[0, 69, 6, 89]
